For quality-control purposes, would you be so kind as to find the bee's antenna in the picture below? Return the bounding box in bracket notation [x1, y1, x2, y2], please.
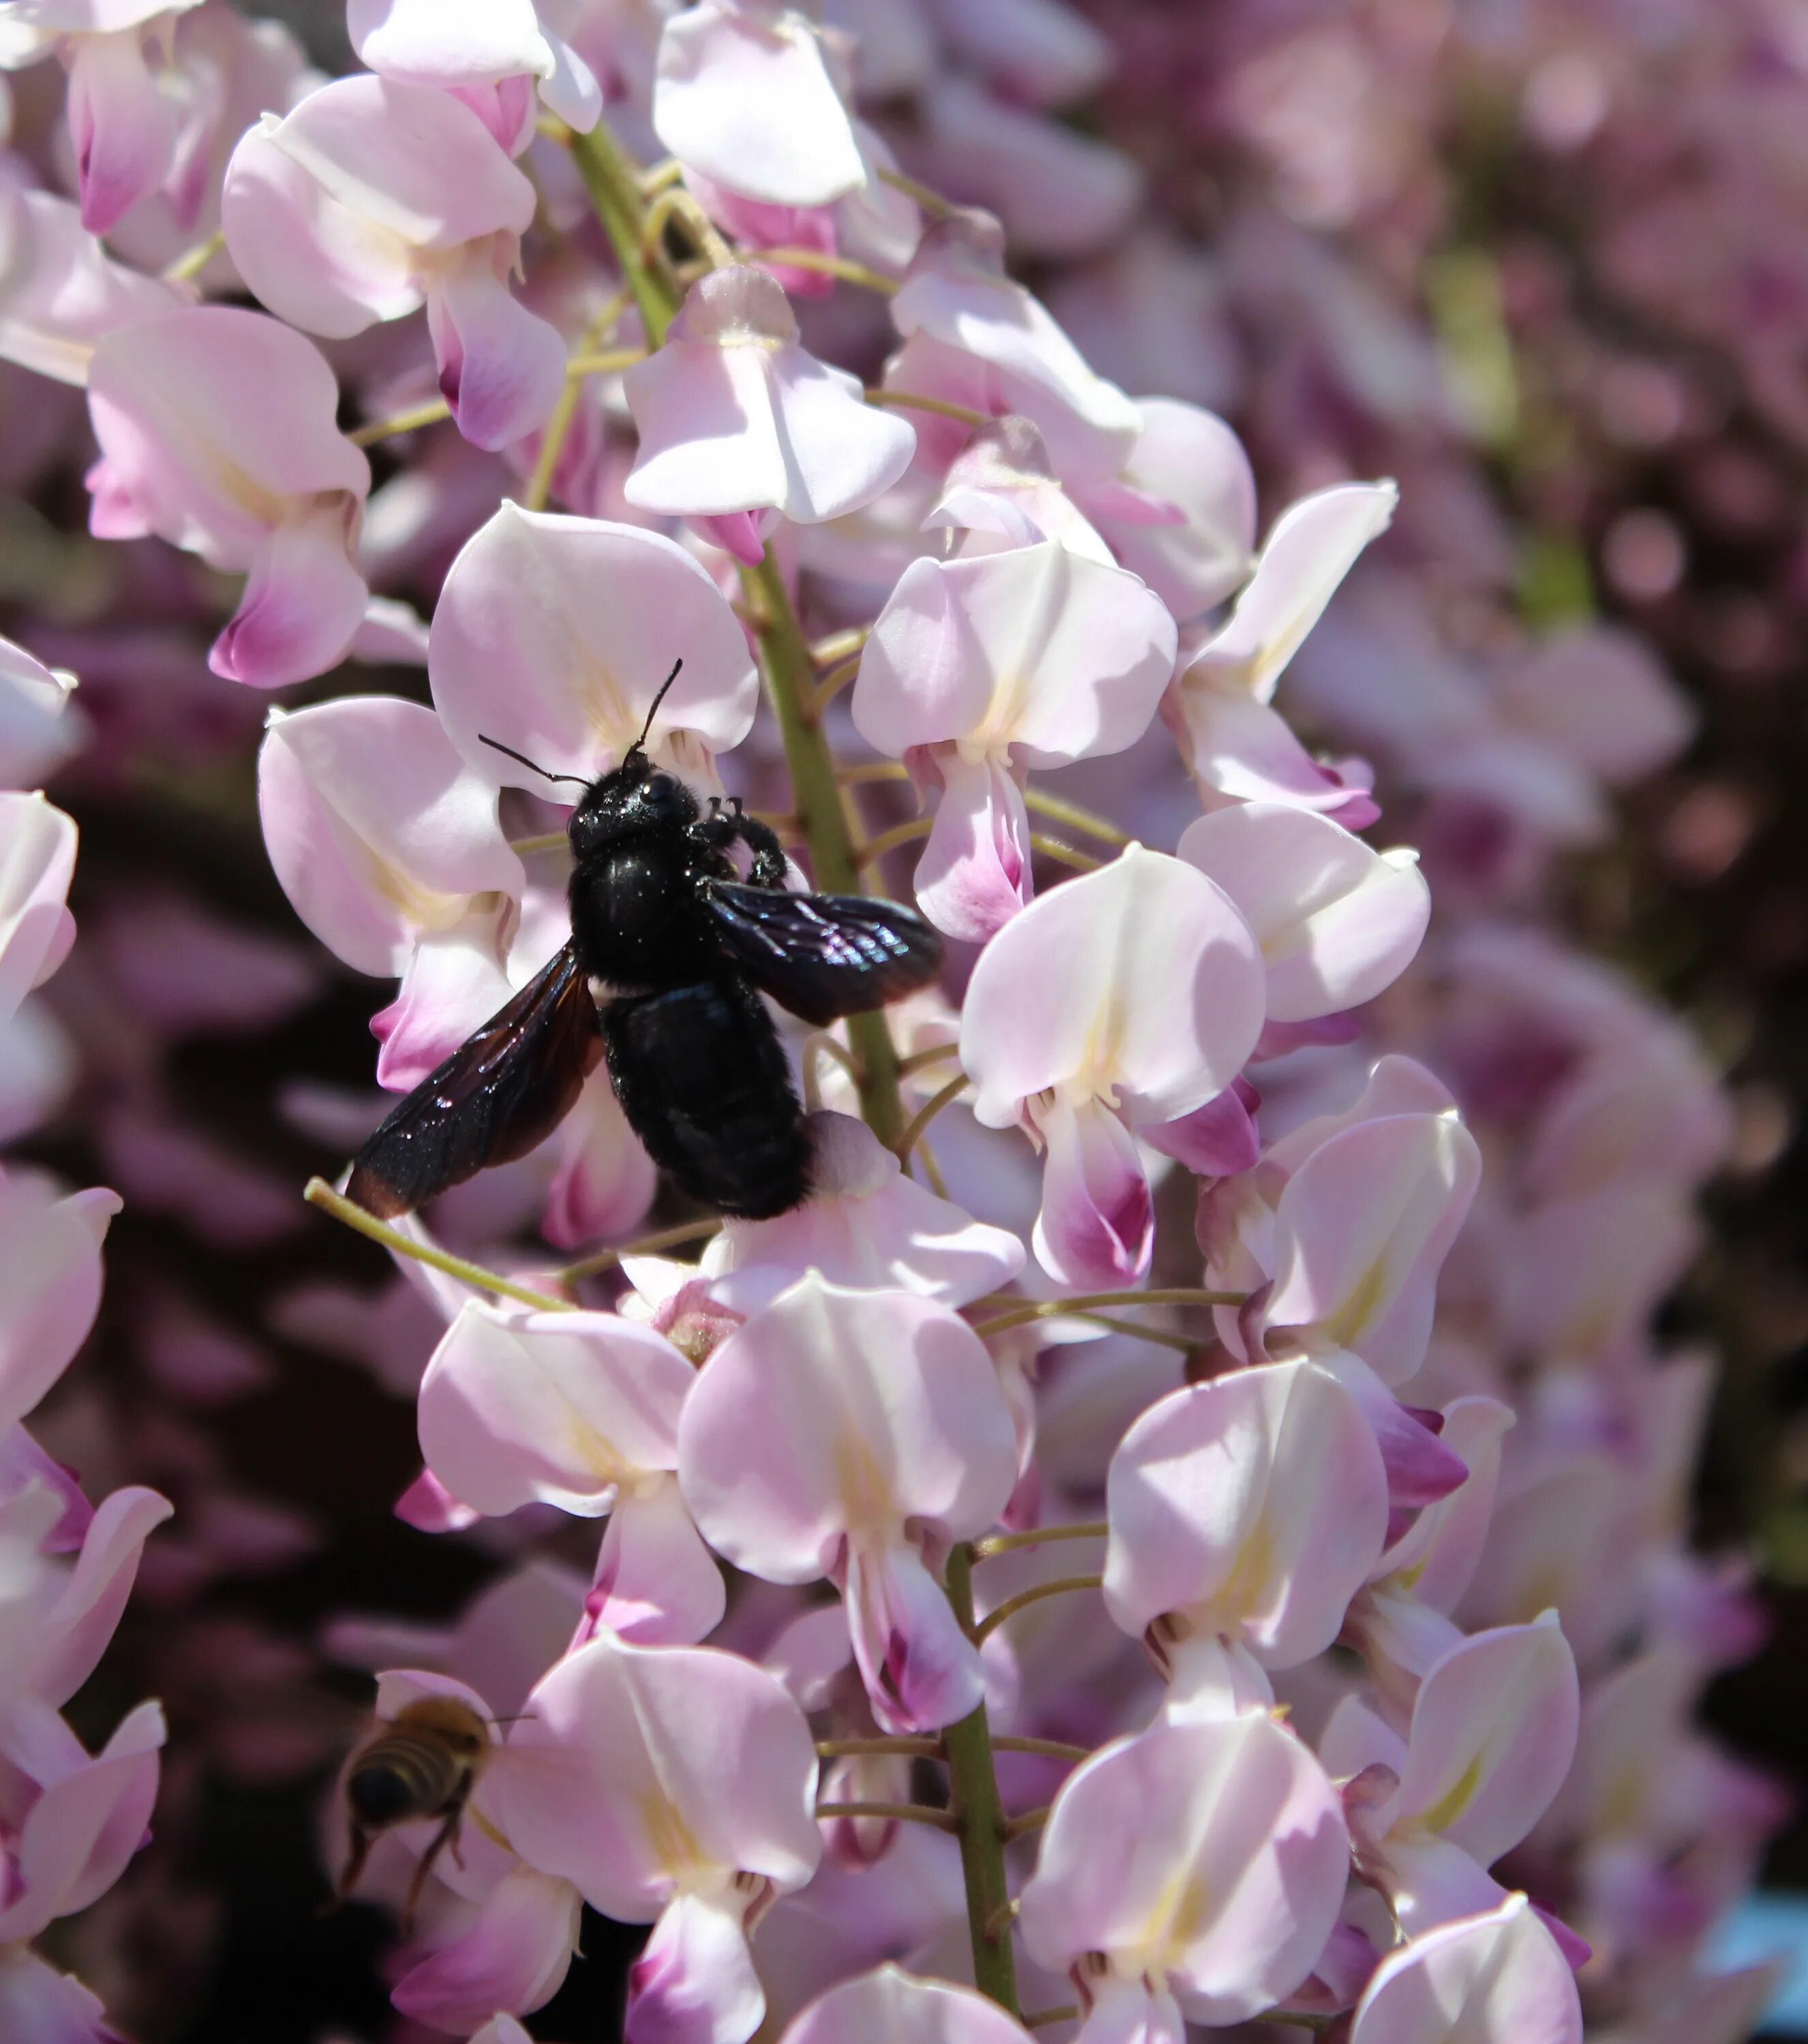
[478, 734, 590, 788]
[628, 658, 684, 756]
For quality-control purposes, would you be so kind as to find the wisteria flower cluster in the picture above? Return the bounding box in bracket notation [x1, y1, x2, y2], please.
[0, 2, 1779, 2042]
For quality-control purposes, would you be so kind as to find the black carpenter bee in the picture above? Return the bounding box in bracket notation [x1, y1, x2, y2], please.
[334, 1692, 493, 1930]
[346, 661, 942, 1222]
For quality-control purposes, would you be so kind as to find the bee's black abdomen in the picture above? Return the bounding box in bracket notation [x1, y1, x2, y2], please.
[347, 1764, 417, 1827]
[602, 978, 810, 1219]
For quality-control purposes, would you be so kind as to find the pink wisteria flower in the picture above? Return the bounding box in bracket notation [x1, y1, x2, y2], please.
[416, 1302, 724, 1645]
[960, 844, 1266, 1285]
[623, 264, 917, 563]
[429, 502, 761, 791]
[1166, 480, 1398, 822]
[83, 305, 372, 687]
[258, 696, 525, 1089]
[347, 0, 603, 149]
[221, 74, 567, 450]
[1346, 1895, 1583, 2044]
[0, 188, 185, 384]
[853, 540, 1177, 940]
[1104, 1360, 1391, 1716]
[1017, 1712, 1351, 2040]
[652, 0, 865, 208]
[0, 0, 205, 230]
[678, 1274, 1019, 1731]
[0, 791, 77, 1027]
[496, 1629, 823, 2044]
[1325, 1613, 1581, 1934]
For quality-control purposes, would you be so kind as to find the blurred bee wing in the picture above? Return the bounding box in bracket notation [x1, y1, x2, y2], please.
[701, 879, 943, 1027]
[346, 943, 598, 1219]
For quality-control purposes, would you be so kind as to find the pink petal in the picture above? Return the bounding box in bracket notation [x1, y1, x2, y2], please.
[372, 919, 516, 1091]
[1263, 1114, 1482, 1387]
[1103, 1362, 1389, 1670]
[624, 268, 915, 523]
[1031, 1091, 1152, 1290]
[1348, 1895, 1582, 2044]
[1167, 685, 1383, 825]
[86, 306, 369, 570]
[497, 1632, 821, 1918]
[66, 25, 177, 233]
[0, 1700, 164, 1942]
[209, 499, 369, 688]
[1141, 1078, 1261, 1178]
[1075, 398, 1256, 620]
[783, 1964, 1037, 2044]
[1185, 482, 1398, 707]
[653, 1, 865, 207]
[843, 1536, 987, 1735]
[0, 1173, 119, 1438]
[585, 1476, 725, 1648]
[541, 1066, 659, 1250]
[1177, 803, 1430, 1023]
[856, 542, 1177, 765]
[0, 189, 185, 386]
[1018, 1714, 1349, 2024]
[962, 846, 1266, 1128]
[23, 1485, 172, 1708]
[395, 1466, 481, 1532]
[429, 503, 759, 790]
[0, 794, 78, 1028]
[1390, 1615, 1580, 1868]
[258, 695, 523, 976]
[392, 1867, 581, 2032]
[427, 240, 568, 451]
[912, 749, 1032, 943]
[0, 1947, 119, 2044]
[704, 1111, 1024, 1312]
[1074, 1979, 1186, 2044]
[348, 0, 557, 91]
[418, 1303, 694, 1519]
[626, 1887, 765, 2044]
[677, 1275, 1020, 1583]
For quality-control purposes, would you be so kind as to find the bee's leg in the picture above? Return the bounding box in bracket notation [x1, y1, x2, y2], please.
[402, 1810, 463, 1936]
[322, 1825, 374, 1915]
[726, 811, 788, 889]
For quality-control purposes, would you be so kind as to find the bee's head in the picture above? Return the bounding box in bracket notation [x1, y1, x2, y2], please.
[566, 660, 692, 856]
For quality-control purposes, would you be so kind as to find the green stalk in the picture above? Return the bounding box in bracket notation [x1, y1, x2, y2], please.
[943, 1543, 1021, 2015]
[738, 554, 905, 1144]
[567, 124, 677, 345]
[566, 120, 906, 1146]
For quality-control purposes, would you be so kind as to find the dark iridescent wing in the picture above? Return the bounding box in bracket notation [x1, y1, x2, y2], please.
[346, 943, 597, 1219]
[701, 879, 943, 1027]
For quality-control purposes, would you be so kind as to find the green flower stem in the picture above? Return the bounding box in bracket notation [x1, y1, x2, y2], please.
[944, 1543, 1022, 2016]
[569, 124, 906, 1147]
[568, 123, 678, 345]
[739, 548, 906, 1146]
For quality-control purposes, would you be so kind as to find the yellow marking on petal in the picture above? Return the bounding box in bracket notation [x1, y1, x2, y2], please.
[1415, 1751, 1484, 1837]
[1211, 1511, 1276, 1630]
[1147, 1863, 1215, 1970]
[1323, 1251, 1393, 1349]
[641, 1788, 707, 1880]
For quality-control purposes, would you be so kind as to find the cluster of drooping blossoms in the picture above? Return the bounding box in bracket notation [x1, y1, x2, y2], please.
[0, 5, 1765, 2043]
[0, 633, 174, 2037]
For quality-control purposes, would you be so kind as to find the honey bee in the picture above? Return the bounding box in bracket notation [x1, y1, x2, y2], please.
[334, 1694, 495, 1930]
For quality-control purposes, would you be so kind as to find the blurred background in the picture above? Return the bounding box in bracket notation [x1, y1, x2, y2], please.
[8, 0, 1808, 2037]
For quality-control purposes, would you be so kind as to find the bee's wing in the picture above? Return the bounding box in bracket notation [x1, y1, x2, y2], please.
[346, 942, 598, 1219]
[701, 879, 943, 1027]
